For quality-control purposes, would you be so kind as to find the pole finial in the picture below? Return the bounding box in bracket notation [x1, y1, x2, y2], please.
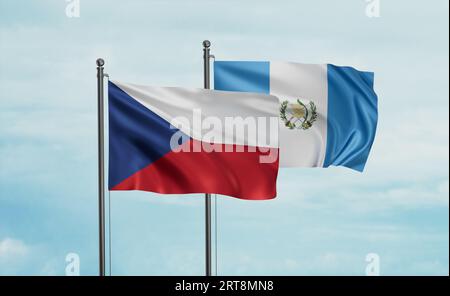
[202, 40, 211, 48]
[96, 58, 105, 67]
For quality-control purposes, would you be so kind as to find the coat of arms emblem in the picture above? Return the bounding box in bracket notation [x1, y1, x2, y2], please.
[280, 99, 317, 130]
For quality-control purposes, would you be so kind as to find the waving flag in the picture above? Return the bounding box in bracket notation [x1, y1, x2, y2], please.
[108, 81, 279, 199]
[214, 61, 378, 172]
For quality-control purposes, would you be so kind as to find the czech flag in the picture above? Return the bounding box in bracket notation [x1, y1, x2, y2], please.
[108, 81, 279, 200]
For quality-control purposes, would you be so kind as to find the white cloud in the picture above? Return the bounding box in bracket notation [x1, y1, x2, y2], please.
[0, 237, 65, 275]
[0, 237, 30, 275]
[0, 237, 28, 260]
[438, 180, 449, 195]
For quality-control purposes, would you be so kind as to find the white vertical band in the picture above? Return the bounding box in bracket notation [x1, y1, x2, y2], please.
[270, 62, 328, 167]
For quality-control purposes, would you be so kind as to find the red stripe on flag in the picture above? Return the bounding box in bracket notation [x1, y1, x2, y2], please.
[111, 139, 279, 200]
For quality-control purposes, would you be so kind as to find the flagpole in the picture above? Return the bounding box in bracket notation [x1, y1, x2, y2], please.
[96, 58, 106, 276]
[203, 40, 212, 276]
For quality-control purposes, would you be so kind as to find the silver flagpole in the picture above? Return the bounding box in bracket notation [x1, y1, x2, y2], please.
[202, 40, 212, 276]
[96, 58, 106, 276]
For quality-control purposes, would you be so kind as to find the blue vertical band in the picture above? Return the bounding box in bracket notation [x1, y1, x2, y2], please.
[214, 61, 270, 94]
[324, 65, 378, 172]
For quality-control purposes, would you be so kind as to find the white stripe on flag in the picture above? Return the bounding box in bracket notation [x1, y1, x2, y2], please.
[270, 62, 328, 167]
[111, 81, 280, 148]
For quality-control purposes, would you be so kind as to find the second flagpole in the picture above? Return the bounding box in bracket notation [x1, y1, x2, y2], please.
[96, 58, 106, 276]
[203, 40, 212, 276]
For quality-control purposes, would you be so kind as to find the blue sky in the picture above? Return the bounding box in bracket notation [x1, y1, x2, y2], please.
[0, 0, 448, 275]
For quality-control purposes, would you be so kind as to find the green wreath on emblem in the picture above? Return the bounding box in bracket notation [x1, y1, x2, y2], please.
[280, 99, 317, 130]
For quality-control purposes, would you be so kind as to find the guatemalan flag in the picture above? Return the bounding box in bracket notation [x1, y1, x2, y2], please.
[214, 61, 378, 172]
[108, 81, 280, 200]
